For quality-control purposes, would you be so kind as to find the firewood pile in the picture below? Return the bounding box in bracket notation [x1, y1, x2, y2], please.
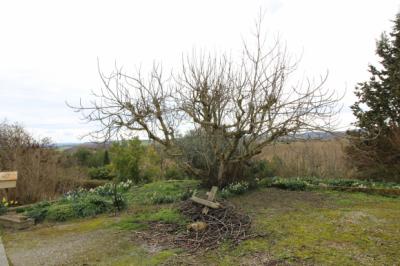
[174, 198, 252, 251]
[131, 187, 254, 252]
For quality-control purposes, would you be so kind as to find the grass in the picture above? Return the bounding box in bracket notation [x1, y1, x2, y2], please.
[3, 180, 400, 265]
[126, 179, 200, 204]
[257, 176, 400, 196]
[207, 188, 400, 265]
[112, 208, 188, 231]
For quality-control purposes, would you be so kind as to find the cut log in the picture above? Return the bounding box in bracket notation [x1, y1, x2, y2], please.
[190, 196, 221, 209]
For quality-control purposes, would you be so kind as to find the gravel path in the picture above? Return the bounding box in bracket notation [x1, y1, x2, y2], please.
[0, 237, 9, 266]
[2, 217, 140, 266]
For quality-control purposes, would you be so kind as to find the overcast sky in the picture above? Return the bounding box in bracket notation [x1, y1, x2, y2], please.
[0, 0, 399, 143]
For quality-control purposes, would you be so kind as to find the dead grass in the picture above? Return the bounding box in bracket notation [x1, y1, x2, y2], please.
[259, 138, 354, 179]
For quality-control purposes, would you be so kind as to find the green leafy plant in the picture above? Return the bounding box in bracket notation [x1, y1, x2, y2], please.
[88, 166, 114, 180]
[24, 180, 133, 223]
[72, 194, 113, 218]
[221, 181, 250, 198]
[47, 204, 75, 222]
[164, 165, 187, 180]
[127, 180, 200, 204]
[271, 177, 309, 191]
[24, 201, 51, 223]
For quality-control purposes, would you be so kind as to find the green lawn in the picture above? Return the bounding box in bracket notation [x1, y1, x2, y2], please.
[3, 185, 400, 265]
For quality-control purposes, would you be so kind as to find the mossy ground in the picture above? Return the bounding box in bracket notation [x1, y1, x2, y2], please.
[3, 185, 400, 265]
[204, 189, 400, 265]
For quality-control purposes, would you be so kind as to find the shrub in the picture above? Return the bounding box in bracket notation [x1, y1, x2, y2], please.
[128, 180, 199, 204]
[220, 181, 250, 198]
[24, 201, 51, 223]
[76, 179, 107, 190]
[109, 138, 144, 182]
[88, 166, 114, 180]
[257, 177, 274, 187]
[47, 204, 75, 222]
[109, 138, 162, 183]
[24, 180, 132, 223]
[245, 160, 276, 180]
[72, 194, 113, 218]
[164, 165, 187, 180]
[0, 121, 83, 204]
[270, 177, 309, 191]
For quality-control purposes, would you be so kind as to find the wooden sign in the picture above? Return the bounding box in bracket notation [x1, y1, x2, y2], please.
[0, 172, 17, 189]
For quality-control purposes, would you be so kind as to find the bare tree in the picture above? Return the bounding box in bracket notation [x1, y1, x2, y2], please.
[72, 18, 340, 185]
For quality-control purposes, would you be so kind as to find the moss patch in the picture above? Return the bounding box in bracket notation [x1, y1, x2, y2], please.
[205, 188, 400, 265]
[112, 207, 188, 231]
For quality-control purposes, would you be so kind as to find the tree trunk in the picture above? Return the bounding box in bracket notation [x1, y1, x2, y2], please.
[217, 160, 225, 186]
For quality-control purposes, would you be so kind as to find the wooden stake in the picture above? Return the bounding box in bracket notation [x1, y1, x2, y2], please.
[202, 186, 218, 214]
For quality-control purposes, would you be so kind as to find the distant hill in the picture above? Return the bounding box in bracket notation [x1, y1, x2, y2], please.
[284, 131, 346, 140]
[55, 139, 152, 151]
[55, 131, 345, 151]
[55, 142, 111, 151]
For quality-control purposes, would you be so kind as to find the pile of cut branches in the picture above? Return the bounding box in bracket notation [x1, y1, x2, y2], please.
[174, 199, 252, 251]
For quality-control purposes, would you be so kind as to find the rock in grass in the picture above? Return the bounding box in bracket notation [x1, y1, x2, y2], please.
[186, 221, 208, 232]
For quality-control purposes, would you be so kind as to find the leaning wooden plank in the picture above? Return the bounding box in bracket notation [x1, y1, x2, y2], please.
[191, 196, 221, 209]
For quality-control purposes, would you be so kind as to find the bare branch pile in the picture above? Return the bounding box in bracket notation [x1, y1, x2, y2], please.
[174, 199, 252, 251]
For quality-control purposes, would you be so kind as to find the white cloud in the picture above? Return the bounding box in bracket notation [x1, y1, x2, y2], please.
[0, 0, 399, 142]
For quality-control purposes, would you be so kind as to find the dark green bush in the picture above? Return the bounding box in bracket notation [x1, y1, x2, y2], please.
[270, 178, 308, 191]
[47, 204, 75, 222]
[88, 166, 114, 180]
[164, 166, 187, 180]
[77, 179, 107, 190]
[245, 160, 276, 180]
[25, 201, 51, 223]
[72, 194, 113, 218]
[73, 148, 107, 168]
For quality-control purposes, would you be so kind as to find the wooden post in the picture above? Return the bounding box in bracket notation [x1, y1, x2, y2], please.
[202, 186, 218, 214]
